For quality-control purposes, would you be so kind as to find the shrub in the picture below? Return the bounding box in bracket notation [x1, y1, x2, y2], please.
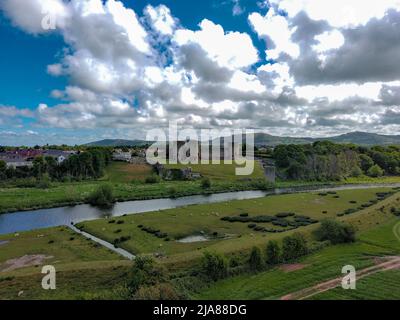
[248, 247, 264, 271]
[36, 174, 51, 189]
[201, 251, 228, 281]
[314, 219, 356, 244]
[265, 240, 280, 265]
[367, 164, 384, 177]
[127, 256, 167, 295]
[275, 212, 295, 218]
[88, 184, 115, 207]
[201, 177, 211, 189]
[248, 223, 256, 229]
[168, 186, 178, 198]
[240, 213, 249, 217]
[282, 233, 308, 262]
[134, 283, 179, 300]
[351, 166, 363, 177]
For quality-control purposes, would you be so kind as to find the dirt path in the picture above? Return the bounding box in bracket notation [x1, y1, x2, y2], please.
[68, 225, 135, 260]
[280, 256, 400, 300]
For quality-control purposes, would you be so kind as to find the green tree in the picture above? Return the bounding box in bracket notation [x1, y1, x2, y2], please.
[88, 184, 115, 207]
[33, 156, 47, 178]
[367, 164, 384, 177]
[201, 251, 228, 281]
[314, 219, 356, 244]
[351, 166, 363, 177]
[248, 246, 264, 271]
[266, 240, 281, 265]
[282, 233, 308, 262]
[127, 256, 166, 295]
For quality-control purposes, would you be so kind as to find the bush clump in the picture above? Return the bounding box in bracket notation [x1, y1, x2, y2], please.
[248, 247, 264, 271]
[127, 256, 168, 296]
[367, 165, 384, 177]
[314, 219, 356, 244]
[265, 240, 280, 265]
[275, 212, 295, 218]
[282, 233, 308, 261]
[201, 251, 228, 281]
[88, 184, 115, 207]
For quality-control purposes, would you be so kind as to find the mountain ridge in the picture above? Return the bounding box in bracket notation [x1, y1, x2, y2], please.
[84, 132, 400, 147]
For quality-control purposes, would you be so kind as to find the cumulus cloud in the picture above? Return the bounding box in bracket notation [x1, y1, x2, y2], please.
[1, 0, 69, 34]
[2, 0, 400, 141]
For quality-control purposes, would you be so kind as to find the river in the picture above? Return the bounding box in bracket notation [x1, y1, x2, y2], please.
[1, 183, 399, 235]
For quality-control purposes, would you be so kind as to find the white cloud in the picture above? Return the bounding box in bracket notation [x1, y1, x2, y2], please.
[1, 0, 70, 34]
[144, 4, 176, 35]
[313, 30, 345, 53]
[269, 0, 400, 27]
[174, 19, 259, 69]
[296, 82, 383, 102]
[3, 0, 400, 139]
[249, 8, 300, 59]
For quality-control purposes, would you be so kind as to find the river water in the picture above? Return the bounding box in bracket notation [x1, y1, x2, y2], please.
[1, 183, 399, 235]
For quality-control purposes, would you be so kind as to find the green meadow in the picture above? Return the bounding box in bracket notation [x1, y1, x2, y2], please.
[77, 187, 397, 268]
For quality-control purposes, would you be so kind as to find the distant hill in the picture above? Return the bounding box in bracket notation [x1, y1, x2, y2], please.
[319, 132, 400, 146]
[84, 139, 150, 147]
[253, 132, 400, 146]
[84, 132, 400, 147]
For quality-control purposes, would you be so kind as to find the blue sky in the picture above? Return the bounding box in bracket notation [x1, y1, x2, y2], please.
[1, 0, 400, 146]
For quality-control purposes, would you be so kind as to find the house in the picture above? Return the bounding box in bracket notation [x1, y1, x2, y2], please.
[43, 150, 75, 164]
[153, 163, 201, 180]
[112, 150, 132, 162]
[2, 156, 33, 168]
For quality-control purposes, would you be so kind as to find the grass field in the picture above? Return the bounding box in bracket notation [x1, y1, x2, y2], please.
[104, 161, 154, 183]
[165, 161, 265, 181]
[310, 269, 400, 300]
[0, 227, 129, 299]
[1, 187, 399, 300]
[195, 217, 400, 300]
[1, 158, 399, 214]
[77, 187, 398, 269]
[0, 227, 122, 269]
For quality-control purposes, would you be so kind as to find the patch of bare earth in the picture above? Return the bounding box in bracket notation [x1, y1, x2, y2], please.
[280, 256, 400, 300]
[280, 263, 308, 272]
[0, 255, 53, 273]
[0, 240, 9, 246]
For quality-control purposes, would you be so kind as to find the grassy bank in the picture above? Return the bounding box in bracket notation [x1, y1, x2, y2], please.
[195, 217, 400, 300]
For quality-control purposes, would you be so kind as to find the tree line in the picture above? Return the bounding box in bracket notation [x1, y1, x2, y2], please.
[0, 148, 111, 182]
[273, 141, 400, 180]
